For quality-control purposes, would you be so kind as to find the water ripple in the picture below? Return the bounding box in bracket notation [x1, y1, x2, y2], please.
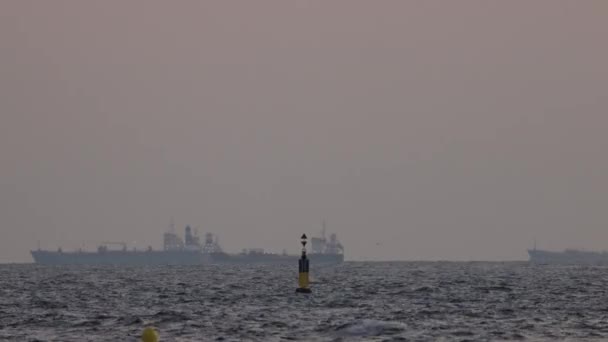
[2, 262, 608, 341]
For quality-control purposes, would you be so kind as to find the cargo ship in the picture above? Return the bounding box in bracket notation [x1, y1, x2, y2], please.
[31, 224, 344, 265]
[528, 247, 608, 265]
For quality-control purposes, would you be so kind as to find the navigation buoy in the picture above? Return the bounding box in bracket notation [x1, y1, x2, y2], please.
[296, 234, 312, 294]
[141, 327, 159, 342]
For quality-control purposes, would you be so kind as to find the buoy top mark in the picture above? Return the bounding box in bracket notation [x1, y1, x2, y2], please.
[301, 234, 307, 240]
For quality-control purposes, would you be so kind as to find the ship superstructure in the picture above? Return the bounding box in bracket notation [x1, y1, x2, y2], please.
[311, 223, 344, 255]
[202, 232, 223, 254]
[163, 221, 184, 251]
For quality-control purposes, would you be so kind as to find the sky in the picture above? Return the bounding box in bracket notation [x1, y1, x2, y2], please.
[1, 1, 607, 262]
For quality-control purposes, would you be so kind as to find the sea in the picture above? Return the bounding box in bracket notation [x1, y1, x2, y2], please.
[2, 262, 608, 341]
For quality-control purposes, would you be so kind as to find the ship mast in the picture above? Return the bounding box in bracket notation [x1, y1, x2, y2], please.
[321, 219, 327, 240]
[169, 216, 176, 233]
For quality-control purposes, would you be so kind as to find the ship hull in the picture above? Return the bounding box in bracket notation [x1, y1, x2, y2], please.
[31, 250, 343, 265]
[31, 250, 205, 265]
[528, 249, 608, 265]
[208, 252, 343, 265]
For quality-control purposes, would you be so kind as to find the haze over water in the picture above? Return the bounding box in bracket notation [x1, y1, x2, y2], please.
[1, 1, 608, 263]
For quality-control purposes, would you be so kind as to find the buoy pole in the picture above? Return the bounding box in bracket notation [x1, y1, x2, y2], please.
[296, 234, 311, 293]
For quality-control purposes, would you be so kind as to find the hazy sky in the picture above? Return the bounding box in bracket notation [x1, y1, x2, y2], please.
[1, 1, 607, 262]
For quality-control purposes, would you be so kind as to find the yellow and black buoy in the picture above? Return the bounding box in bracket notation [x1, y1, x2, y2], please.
[296, 234, 312, 294]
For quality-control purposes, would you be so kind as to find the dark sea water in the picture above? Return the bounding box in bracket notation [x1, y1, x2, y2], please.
[2, 262, 608, 341]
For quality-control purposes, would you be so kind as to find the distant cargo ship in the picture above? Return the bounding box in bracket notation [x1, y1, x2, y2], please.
[31, 224, 344, 265]
[528, 247, 608, 265]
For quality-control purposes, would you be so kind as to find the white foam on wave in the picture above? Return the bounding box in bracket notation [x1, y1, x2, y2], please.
[337, 319, 407, 337]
